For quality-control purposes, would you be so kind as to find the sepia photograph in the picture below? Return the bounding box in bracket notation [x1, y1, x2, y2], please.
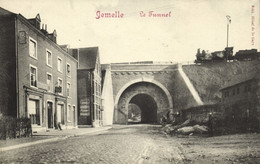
[0, 0, 260, 163]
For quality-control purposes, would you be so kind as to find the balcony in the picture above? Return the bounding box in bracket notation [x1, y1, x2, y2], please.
[55, 86, 62, 93]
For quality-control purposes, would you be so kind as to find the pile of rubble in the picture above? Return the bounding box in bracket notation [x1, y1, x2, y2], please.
[161, 119, 210, 136]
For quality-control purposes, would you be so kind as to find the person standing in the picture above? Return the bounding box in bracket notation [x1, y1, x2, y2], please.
[57, 113, 62, 131]
[208, 113, 213, 136]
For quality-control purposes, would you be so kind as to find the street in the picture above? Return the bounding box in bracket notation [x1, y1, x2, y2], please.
[0, 124, 260, 164]
[0, 125, 184, 164]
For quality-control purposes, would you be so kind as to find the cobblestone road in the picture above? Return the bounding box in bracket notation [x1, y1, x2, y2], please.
[0, 125, 184, 164]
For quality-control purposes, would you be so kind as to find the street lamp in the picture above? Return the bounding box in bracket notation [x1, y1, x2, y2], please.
[226, 15, 231, 47]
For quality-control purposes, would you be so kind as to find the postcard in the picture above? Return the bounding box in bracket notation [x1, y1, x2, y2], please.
[0, 0, 259, 163]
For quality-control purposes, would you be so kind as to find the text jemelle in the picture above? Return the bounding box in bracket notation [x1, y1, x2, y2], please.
[96, 11, 124, 19]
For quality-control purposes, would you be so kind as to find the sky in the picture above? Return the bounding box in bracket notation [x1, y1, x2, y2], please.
[0, 0, 259, 64]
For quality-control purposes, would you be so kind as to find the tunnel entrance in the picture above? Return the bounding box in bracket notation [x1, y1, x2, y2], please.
[127, 94, 157, 124]
[115, 81, 173, 124]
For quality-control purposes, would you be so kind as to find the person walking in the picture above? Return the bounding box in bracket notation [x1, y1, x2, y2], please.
[57, 122, 62, 131]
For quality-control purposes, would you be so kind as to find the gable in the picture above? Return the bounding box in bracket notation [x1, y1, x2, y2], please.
[78, 47, 99, 69]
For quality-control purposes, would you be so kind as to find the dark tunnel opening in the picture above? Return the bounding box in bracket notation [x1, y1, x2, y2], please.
[128, 94, 157, 124]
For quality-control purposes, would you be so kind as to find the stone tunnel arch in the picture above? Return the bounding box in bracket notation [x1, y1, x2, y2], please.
[114, 78, 173, 124]
[128, 93, 158, 123]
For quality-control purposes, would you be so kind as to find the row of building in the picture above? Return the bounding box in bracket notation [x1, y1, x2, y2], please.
[0, 7, 106, 132]
[220, 77, 260, 129]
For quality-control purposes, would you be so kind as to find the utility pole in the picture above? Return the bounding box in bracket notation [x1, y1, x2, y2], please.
[226, 15, 231, 47]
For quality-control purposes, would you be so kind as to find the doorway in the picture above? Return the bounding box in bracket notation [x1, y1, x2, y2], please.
[28, 99, 40, 125]
[57, 104, 64, 125]
[73, 106, 76, 127]
[47, 102, 53, 128]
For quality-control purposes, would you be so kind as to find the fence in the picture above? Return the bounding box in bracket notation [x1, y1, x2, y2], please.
[182, 103, 260, 135]
[0, 116, 32, 140]
[182, 104, 222, 123]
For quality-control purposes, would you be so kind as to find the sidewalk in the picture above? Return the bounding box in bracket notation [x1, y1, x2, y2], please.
[34, 126, 112, 137]
[0, 126, 112, 152]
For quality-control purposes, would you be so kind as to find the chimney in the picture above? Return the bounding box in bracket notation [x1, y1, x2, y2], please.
[60, 44, 70, 52]
[40, 23, 48, 35]
[47, 30, 57, 43]
[28, 13, 41, 30]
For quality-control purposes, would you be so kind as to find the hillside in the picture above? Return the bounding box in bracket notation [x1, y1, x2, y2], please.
[182, 60, 260, 104]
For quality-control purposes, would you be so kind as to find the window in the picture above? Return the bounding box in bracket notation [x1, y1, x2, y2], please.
[248, 84, 251, 92]
[223, 90, 229, 97]
[72, 106, 75, 124]
[245, 84, 251, 92]
[30, 65, 37, 87]
[232, 89, 236, 96]
[224, 91, 227, 98]
[46, 50, 52, 67]
[244, 86, 248, 93]
[29, 38, 37, 59]
[236, 87, 240, 95]
[57, 57, 62, 73]
[67, 82, 71, 97]
[67, 63, 71, 77]
[47, 73, 53, 92]
[58, 78, 63, 94]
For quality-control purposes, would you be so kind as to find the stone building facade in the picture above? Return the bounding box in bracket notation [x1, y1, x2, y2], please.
[0, 7, 78, 132]
[72, 47, 103, 127]
[220, 78, 260, 131]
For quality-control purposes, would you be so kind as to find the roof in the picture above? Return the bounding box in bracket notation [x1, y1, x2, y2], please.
[220, 61, 260, 91]
[78, 47, 99, 69]
[0, 7, 15, 16]
[0, 7, 77, 63]
[220, 77, 256, 91]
